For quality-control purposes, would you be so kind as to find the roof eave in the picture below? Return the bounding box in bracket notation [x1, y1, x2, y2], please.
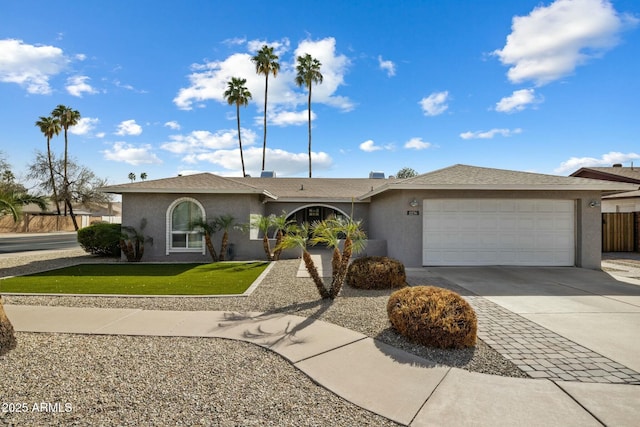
[359, 183, 639, 199]
[99, 187, 274, 197]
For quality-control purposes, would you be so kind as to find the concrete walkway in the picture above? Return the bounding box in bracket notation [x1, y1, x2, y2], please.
[5, 304, 639, 426]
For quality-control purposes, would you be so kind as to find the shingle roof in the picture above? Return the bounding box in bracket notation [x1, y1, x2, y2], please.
[570, 167, 640, 184]
[228, 177, 387, 200]
[100, 173, 273, 196]
[100, 165, 638, 200]
[603, 190, 640, 200]
[358, 164, 639, 199]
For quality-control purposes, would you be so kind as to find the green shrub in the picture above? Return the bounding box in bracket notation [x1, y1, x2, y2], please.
[77, 222, 121, 257]
[346, 256, 407, 289]
[387, 286, 477, 349]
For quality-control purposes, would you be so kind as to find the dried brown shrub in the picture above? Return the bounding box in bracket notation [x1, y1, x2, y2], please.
[0, 298, 17, 356]
[387, 286, 477, 349]
[346, 256, 407, 289]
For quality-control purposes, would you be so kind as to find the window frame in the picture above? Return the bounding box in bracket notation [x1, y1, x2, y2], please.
[165, 197, 206, 255]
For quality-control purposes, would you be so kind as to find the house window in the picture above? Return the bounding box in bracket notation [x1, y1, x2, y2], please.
[166, 198, 205, 253]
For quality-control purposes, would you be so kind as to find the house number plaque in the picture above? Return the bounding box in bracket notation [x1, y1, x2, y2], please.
[407, 210, 420, 215]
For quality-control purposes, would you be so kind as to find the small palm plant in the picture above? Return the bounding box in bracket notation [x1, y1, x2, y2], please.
[215, 214, 246, 261]
[252, 214, 275, 261]
[276, 223, 330, 299]
[272, 211, 295, 261]
[120, 218, 153, 262]
[331, 216, 367, 298]
[190, 218, 220, 262]
[277, 216, 367, 300]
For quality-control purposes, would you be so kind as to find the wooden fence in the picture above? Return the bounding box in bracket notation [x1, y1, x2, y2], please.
[602, 212, 638, 252]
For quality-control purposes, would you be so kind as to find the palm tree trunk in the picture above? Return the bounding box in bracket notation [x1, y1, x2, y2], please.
[0, 297, 17, 356]
[262, 235, 273, 261]
[331, 236, 352, 298]
[46, 137, 61, 215]
[262, 75, 268, 171]
[63, 128, 69, 216]
[65, 198, 79, 231]
[331, 246, 342, 286]
[273, 230, 283, 260]
[303, 250, 330, 299]
[219, 231, 229, 261]
[307, 84, 312, 178]
[204, 233, 218, 262]
[237, 105, 246, 177]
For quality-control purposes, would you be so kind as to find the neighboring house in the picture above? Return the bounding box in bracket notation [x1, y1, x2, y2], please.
[100, 164, 637, 269]
[570, 164, 640, 252]
[570, 164, 640, 213]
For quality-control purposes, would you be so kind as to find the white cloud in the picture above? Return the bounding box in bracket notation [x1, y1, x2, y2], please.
[359, 140, 382, 152]
[66, 75, 98, 97]
[115, 119, 142, 136]
[555, 151, 640, 174]
[189, 146, 332, 177]
[268, 109, 316, 126]
[460, 128, 523, 140]
[495, 89, 542, 113]
[294, 37, 353, 111]
[378, 55, 396, 77]
[494, 0, 638, 86]
[359, 139, 394, 152]
[102, 142, 162, 165]
[69, 117, 99, 135]
[247, 38, 291, 57]
[164, 121, 181, 130]
[174, 37, 353, 114]
[173, 52, 258, 110]
[161, 129, 256, 154]
[419, 91, 449, 116]
[0, 39, 69, 94]
[404, 137, 432, 150]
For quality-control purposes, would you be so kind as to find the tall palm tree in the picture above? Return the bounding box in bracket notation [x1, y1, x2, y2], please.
[251, 45, 280, 172]
[223, 78, 252, 177]
[295, 54, 323, 178]
[51, 105, 80, 229]
[35, 116, 61, 215]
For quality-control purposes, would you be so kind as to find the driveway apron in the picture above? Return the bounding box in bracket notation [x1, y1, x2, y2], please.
[413, 266, 640, 384]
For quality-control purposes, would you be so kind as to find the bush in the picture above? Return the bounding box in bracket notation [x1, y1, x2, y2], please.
[77, 222, 121, 257]
[387, 286, 477, 349]
[345, 256, 407, 289]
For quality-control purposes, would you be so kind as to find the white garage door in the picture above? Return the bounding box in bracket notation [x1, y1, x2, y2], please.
[423, 199, 575, 266]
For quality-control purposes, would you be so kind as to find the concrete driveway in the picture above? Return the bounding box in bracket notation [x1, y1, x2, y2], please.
[428, 266, 640, 373]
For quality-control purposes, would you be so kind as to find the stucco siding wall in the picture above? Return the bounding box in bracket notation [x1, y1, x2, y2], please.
[121, 193, 268, 262]
[370, 190, 603, 269]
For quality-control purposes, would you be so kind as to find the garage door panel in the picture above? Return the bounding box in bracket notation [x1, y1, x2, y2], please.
[423, 199, 575, 266]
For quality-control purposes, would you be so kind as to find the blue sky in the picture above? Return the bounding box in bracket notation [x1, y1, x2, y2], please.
[1, 0, 639, 186]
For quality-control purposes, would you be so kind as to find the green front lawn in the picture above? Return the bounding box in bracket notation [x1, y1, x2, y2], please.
[0, 262, 269, 295]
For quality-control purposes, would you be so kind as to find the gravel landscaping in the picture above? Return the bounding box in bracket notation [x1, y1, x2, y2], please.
[1, 248, 525, 425]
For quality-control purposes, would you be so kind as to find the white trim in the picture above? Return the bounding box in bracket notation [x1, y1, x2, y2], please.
[166, 197, 206, 255]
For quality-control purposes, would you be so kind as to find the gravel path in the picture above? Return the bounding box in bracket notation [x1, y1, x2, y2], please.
[1, 249, 523, 425]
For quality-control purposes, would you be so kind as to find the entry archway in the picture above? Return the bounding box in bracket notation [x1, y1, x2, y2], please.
[285, 204, 350, 225]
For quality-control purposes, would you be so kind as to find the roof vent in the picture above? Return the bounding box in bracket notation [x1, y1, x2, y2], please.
[612, 163, 622, 168]
[260, 171, 276, 178]
[369, 171, 385, 179]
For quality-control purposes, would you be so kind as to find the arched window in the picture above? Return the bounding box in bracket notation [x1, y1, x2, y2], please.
[166, 198, 205, 254]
